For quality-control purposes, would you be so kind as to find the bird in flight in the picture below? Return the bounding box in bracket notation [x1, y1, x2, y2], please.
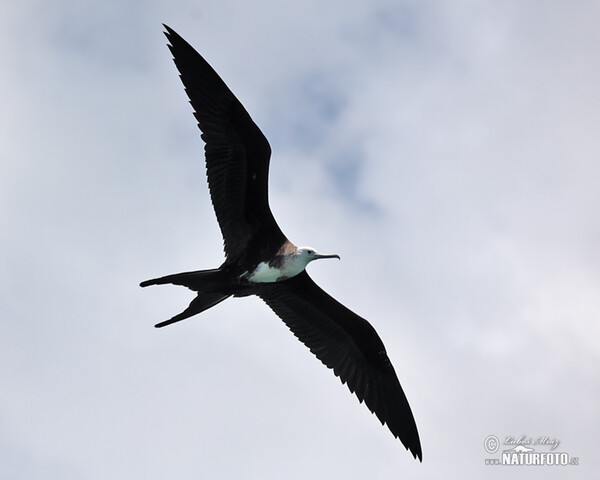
[141, 25, 422, 461]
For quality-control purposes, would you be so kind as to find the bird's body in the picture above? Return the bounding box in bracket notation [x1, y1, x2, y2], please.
[141, 25, 422, 461]
[244, 245, 340, 283]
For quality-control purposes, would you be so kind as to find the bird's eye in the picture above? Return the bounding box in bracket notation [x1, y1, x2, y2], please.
[308, 250, 314, 255]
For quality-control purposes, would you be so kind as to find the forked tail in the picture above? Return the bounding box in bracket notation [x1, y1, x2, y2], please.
[140, 268, 232, 328]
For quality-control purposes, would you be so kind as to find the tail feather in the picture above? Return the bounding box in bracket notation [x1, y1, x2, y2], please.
[140, 268, 232, 327]
[155, 292, 230, 328]
[140, 268, 224, 290]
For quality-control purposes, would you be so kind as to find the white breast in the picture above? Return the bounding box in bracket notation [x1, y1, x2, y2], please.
[246, 256, 307, 283]
[247, 262, 284, 283]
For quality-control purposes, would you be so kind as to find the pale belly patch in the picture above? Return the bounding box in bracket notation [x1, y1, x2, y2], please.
[244, 258, 305, 283]
[246, 262, 286, 283]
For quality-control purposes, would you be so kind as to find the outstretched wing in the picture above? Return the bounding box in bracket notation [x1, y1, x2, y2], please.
[164, 25, 287, 261]
[255, 271, 422, 460]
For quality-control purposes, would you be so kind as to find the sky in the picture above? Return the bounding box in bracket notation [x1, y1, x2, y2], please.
[2, 0, 599, 478]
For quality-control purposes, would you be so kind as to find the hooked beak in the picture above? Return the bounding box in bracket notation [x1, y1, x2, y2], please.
[315, 253, 341, 260]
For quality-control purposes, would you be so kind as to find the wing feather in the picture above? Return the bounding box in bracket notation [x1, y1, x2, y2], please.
[255, 271, 422, 460]
[164, 26, 287, 261]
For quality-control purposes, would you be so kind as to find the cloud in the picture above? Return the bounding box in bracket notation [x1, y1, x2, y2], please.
[1, 1, 597, 478]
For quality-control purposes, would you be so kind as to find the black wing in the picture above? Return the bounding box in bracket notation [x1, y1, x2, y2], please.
[255, 271, 422, 460]
[164, 25, 287, 261]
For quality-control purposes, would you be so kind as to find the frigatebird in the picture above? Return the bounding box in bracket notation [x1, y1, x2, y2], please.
[141, 25, 422, 461]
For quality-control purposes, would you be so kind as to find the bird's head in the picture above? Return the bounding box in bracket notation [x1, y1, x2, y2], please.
[295, 246, 341, 268]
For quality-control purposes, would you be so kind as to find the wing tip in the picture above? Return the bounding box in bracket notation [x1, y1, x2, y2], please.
[396, 429, 422, 462]
[410, 443, 423, 462]
[162, 23, 175, 36]
[162, 24, 183, 53]
[394, 421, 422, 462]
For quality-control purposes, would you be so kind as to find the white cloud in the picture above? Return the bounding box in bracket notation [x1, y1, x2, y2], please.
[1, 1, 597, 478]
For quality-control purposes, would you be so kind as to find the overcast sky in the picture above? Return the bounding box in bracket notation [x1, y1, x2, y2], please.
[2, 0, 598, 478]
